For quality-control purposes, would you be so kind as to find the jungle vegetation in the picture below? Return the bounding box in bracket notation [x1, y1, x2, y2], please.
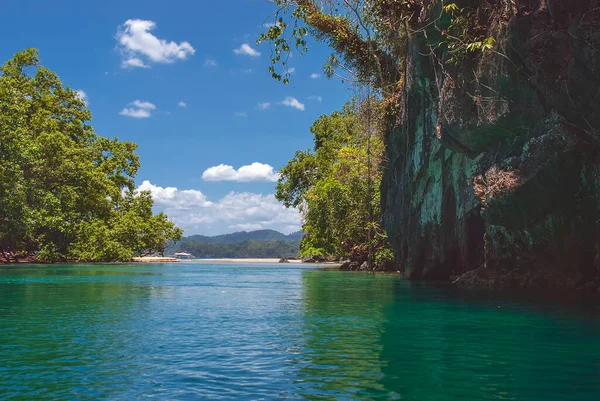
[0, 49, 182, 262]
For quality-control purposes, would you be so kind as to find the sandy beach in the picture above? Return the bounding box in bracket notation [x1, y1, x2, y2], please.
[132, 257, 180, 263]
[131, 257, 306, 264]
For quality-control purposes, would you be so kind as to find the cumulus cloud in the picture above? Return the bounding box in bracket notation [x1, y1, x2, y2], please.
[121, 57, 149, 69]
[131, 100, 156, 110]
[308, 95, 322, 103]
[235, 111, 248, 118]
[233, 43, 261, 57]
[178, 101, 187, 108]
[119, 100, 156, 118]
[116, 19, 195, 68]
[286, 67, 295, 74]
[310, 73, 321, 79]
[229, 223, 265, 231]
[257, 102, 271, 111]
[75, 90, 88, 106]
[204, 58, 217, 67]
[119, 108, 151, 118]
[281, 96, 305, 111]
[137, 180, 300, 235]
[202, 162, 279, 182]
[138, 180, 212, 209]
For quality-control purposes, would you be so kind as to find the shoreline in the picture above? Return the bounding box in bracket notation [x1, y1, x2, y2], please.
[1, 256, 333, 265]
[181, 258, 304, 264]
[132, 257, 306, 264]
[132, 257, 180, 263]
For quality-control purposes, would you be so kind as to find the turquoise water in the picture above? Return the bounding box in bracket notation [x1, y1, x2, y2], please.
[1, 263, 599, 400]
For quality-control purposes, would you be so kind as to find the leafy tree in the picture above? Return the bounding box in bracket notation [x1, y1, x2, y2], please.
[258, 1, 497, 90]
[276, 99, 391, 267]
[0, 49, 182, 262]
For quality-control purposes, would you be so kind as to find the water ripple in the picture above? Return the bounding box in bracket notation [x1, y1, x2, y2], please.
[1, 263, 599, 400]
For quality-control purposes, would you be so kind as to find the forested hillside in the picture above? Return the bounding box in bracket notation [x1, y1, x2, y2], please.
[165, 230, 302, 258]
[182, 230, 302, 244]
[175, 240, 300, 259]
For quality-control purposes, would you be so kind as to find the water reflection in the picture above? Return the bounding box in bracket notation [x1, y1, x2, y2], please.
[298, 270, 400, 400]
[297, 270, 600, 401]
[1, 264, 599, 400]
[0, 265, 161, 400]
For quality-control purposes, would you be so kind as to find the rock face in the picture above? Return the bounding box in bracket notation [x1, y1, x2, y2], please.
[381, 0, 600, 289]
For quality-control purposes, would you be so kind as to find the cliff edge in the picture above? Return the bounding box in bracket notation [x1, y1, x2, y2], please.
[381, 0, 600, 290]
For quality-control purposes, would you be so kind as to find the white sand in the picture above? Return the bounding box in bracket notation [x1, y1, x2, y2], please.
[132, 257, 180, 263]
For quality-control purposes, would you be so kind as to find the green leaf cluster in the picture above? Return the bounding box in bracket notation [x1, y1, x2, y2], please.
[442, 2, 496, 65]
[0, 49, 182, 262]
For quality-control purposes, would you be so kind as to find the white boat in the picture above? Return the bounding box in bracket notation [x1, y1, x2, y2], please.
[173, 252, 194, 259]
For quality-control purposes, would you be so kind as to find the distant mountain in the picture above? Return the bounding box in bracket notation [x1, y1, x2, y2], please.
[173, 240, 300, 259]
[165, 230, 303, 258]
[181, 230, 303, 244]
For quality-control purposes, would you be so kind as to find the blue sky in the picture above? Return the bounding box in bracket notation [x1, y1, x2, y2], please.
[0, 0, 351, 235]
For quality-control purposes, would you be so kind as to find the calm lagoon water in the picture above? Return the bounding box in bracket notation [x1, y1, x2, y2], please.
[1, 262, 599, 400]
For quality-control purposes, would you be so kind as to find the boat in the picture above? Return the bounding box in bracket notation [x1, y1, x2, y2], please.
[173, 252, 194, 259]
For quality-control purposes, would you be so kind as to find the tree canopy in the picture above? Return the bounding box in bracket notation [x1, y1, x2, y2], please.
[0, 49, 182, 262]
[276, 99, 392, 267]
[258, 1, 497, 90]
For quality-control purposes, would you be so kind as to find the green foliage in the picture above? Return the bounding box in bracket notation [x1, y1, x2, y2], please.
[374, 248, 394, 267]
[258, 0, 408, 90]
[275, 150, 318, 208]
[442, 2, 496, 65]
[259, 1, 497, 87]
[276, 100, 391, 265]
[0, 49, 182, 262]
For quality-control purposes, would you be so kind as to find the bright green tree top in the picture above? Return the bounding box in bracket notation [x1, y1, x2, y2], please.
[0, 49, 182, 262]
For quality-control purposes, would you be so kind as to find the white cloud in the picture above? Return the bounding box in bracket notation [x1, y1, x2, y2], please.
[310, 73, 321, 79]
[138, 180, 212, 209]
[281, 96, 305, 111]
[75, 90, 88, 106]
[308, 95, 322, 103]
[131, 100, 156, 110]
[121, 57, 149, 69]
[202, 162, 279, 182]
[233, 43, 261, 57]
[204, 58, 217, 67]
[286, 67, 295, 74]
[257, 102, 271, 111]
[178, 101, 187, 108]
[137, 180, 300, 235]
[235, 111, 248, 118]
[116, 19, 195, 68]
[229, 223, 265, 231]
[119, 100, 156, 118]
[263, 22, 280, 28]
[119, 108, 152, 118]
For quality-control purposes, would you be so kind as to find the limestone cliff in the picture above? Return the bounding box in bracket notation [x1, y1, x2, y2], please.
[381, 0, 600, 290]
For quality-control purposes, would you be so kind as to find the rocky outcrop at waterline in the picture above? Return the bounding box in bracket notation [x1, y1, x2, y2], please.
[381, 0, 600, 290]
